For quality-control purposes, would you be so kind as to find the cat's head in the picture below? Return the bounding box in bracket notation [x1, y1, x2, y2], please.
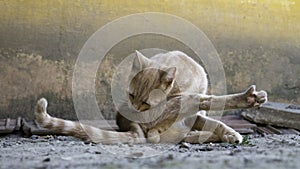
[128, 51, 177, 112]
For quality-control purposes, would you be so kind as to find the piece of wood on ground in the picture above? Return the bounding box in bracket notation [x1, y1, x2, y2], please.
[0, 117, 22, 134]
[241, 102, 300, 130]
[22, 119, 58, 136]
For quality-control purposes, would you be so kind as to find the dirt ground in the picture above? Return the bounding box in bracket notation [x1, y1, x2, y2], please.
[0, 134, 299, 169]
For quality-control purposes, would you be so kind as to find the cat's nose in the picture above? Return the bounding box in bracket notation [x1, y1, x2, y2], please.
[138, 105, 149, 112]
[131, 103, 148, 112]
[130, 103, 140, 112]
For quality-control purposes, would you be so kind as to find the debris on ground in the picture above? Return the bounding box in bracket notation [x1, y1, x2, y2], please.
[242, 102, 300, 130]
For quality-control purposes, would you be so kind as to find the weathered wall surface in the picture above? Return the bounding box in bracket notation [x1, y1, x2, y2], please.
[0, 0, 299, 120]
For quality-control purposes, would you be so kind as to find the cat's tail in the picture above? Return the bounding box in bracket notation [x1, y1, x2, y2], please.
[34, 98, 146, 144]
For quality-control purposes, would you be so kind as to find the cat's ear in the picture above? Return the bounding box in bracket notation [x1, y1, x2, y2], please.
[132, 50, 151, 72]
[161, 67, 176, 86]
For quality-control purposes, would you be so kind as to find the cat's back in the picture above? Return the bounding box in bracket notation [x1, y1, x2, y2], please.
[150, 51, 207, 94]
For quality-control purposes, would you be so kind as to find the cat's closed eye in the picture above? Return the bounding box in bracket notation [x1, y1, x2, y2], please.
[140, 101, 151, 111]
[129, 93, 134, 99]
[142, 101, 150, 107]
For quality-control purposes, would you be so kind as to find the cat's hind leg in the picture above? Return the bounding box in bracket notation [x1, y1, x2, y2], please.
[35, 98, 146, 144]
[185, 113, 243, 143]
[184, 131, 220, 143]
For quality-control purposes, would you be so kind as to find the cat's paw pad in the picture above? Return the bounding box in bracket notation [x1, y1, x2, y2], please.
[147, 129, 160, 143]
[36, 98, 48, 113]
[244, 85, 268, 107]
[221, 130, 243, 144]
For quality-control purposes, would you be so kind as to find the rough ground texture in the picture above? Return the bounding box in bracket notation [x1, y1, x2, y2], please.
[0, 134, 299, 169]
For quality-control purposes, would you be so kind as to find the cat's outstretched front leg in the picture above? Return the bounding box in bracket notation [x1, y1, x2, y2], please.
[197, 85, 267, 111]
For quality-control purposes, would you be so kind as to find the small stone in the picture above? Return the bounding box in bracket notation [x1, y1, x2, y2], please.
[120, 143, 129, 148]
[83, 141, 90, 145]
[289, 142, 296, 146]
[228, 151, 235, 156]
[43, 135, 53, 139]
[179, 142, 191, 149]
[197, 146, 214, 152]
[85, 149, 93, 153]
[166, 154, 174, 160]
[128, 152, 143, 158]
[90, 142, 97, 146]
[3, 142, 12, 147]
[61, 157, 72, 161]
[244, 157, 252, 164]
[233, 148, 242, 153]
[256, 149, 265, 154]
[30, 135, 39, 140]
[57, 136, 67, 141]
[43, 157, 50, 162]
[128, 142, 134, 147]
[179, 149, 187, 153]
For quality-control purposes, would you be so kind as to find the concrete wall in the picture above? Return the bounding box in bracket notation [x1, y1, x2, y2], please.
[0, 0, 299, 120]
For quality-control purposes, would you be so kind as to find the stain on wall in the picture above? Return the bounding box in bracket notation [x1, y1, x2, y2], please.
[0, 0, 299, 119]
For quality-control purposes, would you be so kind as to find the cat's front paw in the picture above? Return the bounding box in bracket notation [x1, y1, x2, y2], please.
[221, 129, 243, 144]
[244, 85, 267, 107]
[147, 129, 160, 143]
